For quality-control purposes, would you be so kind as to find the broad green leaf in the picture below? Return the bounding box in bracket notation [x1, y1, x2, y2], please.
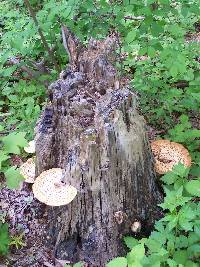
[7, 94, 19, 102]
[147, 46, 156, 57]
[2, 132, 28, 154]
[0, 152, 9, 169]
[124, 236, 138, 249]
[145, 238, 162, 253]
[106, 257, 127, 267]
[167, 258, 177, 267]
[188, 232, 200, 245]
[161, 214, 178, 230]
[4, 166, 24, 189]
[185, 180, 200, 197]
[127, 244, 145, 264]
[175, 235, 188, 249]
[187, 244, 200, 258]
[159, 187, 191, 212]
[169, 65, 178, 78]
[160, 172, 178, 185]
[172, 163, 189, 178]
[125, 30, 137, 43]
[173, 250, 188, 264]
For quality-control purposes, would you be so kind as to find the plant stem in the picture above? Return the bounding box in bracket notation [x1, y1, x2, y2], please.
[24, 0, 60, 73]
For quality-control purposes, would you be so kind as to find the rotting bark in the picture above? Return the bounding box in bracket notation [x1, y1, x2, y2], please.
[35, 27, 162, 266]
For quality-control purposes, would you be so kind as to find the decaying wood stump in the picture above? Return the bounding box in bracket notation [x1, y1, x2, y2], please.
[35, 27, 162, 266]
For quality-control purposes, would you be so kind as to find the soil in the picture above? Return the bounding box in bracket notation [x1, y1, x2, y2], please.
[0, 181, 55, 267]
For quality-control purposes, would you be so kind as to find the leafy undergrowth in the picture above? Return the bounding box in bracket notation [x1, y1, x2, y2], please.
[0, 0, 200, 266]
[107, 164, 200, 267]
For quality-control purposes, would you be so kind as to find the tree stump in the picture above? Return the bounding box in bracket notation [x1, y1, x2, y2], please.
[35, 28, 162, 266]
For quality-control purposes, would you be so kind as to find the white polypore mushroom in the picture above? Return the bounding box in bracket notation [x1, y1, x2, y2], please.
[24, 140, 35, 154]
[32, 168, 77, 206]
[131, 221, 141, 233]
[20, 158, 36, 183]
[151, 139, 192, 174]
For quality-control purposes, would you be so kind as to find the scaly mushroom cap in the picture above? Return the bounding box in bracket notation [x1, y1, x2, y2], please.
[32, 168, 77, 206]
[20, 158, 35, 183]
[151, 140, 192, 174]
[24, 140, 35, 154]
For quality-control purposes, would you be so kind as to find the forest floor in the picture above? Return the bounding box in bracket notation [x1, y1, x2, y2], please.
[0, 20, 199, 266]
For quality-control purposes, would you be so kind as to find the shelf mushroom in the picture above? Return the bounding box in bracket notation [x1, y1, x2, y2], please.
[20, 158, 36, 183]
[151, 139, 192, 174]
[32, 168, 77, 206]
[24, 140, 35, 154]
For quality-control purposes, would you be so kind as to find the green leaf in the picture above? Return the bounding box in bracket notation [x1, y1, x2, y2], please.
[0, 125, 4, 131]
[173, 250, 188, 265]
[0, 223, 10, 255]
[160, 172, 178, 185]
[159, 0, 169, 4]
[170, 64, 178, 78]
[187, 244, 200, 258]
[145, 238, 162, 253]
[159, 187, 191, 212]
[185, 261, 199, 267]
[7, 94, 19, 102]
[124, 236, 139, 249]
[185, 180, 200, 197]
[4, 166, 24, 189]
[106, 257, 127, 267]
[188, 232, 200, 245]
[2, 132, 28, 154]
[127, 244, 145, 265]
[74, 263, 84, 267]
[147, 46, 156, 57]
[161, 214, 178, 230]
[0, 152, 9, 169]
[167, 258, 177, 267]
[175, 235, 188, 249]
[125, 30, 137, 43]
[172, 163, 189, 178]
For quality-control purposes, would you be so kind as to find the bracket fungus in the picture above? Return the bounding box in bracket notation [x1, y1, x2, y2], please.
[20, 158, 36, 183]
[32, 168, 77, 206]
[151, 139, 192, 174]
[24, 140, 35, 154]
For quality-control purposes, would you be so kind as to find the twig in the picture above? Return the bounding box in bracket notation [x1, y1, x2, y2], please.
[7, 57, 50, 88]
[29, 59, 50, 74]
[61, 26, 70, 57]
[7, 57, 38, 78]
[24, 0, 60, 73]
[124, 15, 145, 21]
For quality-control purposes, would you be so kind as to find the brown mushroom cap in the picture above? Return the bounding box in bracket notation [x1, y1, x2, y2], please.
[32, 168, 77, 206]
[20, 158, 36, 183]
[151, 140, 192, 174]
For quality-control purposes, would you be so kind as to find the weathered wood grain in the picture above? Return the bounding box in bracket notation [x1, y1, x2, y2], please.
[35, 28, 162, 266]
